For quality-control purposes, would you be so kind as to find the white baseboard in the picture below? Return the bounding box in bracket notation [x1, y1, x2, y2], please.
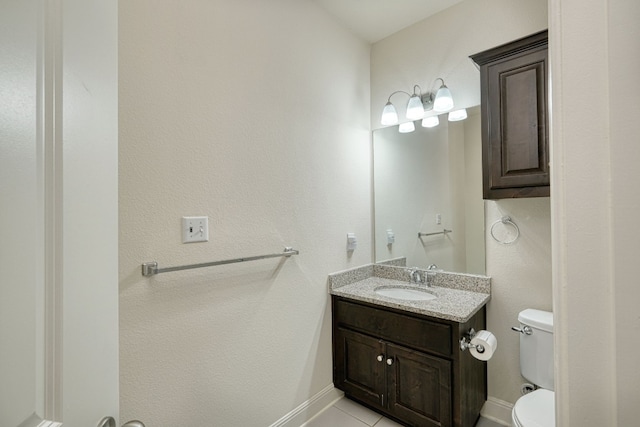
[481, 396, 514, 426]
[268, 385, 344, 427]
[269, 388, 513, 427]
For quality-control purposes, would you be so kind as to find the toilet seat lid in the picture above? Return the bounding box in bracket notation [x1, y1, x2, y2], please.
[513, 389, 555, 427]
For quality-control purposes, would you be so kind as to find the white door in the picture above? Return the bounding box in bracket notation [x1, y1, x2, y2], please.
[1, 1, 119, 426]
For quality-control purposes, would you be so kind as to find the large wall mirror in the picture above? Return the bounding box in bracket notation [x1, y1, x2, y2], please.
[373, 106, 485, 274]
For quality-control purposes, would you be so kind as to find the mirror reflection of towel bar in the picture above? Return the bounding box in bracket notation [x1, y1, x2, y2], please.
[418, 229, 452, 238]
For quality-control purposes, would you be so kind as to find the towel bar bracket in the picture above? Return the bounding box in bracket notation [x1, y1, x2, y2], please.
[141, 261, 159, 277]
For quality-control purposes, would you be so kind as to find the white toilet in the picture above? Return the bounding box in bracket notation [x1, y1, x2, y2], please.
[511, 309, 555, 427]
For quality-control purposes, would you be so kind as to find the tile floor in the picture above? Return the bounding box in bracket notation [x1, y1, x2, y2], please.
[302, 397, 505, 427]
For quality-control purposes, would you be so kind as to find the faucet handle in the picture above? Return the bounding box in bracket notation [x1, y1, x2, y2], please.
[511, 325, 533, 335]
[408, 268, 421, 283]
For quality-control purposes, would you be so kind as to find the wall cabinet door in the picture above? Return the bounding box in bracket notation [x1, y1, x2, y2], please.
[387, 343, 452, 427]
[471, 30, 549, 199]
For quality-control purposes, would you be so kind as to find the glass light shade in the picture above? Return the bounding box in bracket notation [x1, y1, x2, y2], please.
[406, 94, 425, 120]
[448, 108, 468, 121]
[381, 102, 399, 126]
[398, 121, 415, 133]
[421, 115, 440, 128]
[433, 84, 454, 112]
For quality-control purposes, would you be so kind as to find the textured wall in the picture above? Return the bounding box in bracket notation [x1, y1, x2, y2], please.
[485, 199, 552, 403]
[118, 1, 371, 425]
[550, 0, 640, 424]
[370, 0, 550, 406]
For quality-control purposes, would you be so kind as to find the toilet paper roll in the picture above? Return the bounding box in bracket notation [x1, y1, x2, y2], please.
[469, 330, 497, 361]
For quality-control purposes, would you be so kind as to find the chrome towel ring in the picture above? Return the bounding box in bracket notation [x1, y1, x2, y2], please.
[490, 216, 520, 244]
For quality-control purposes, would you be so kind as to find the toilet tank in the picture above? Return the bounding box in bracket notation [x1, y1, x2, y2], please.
[518, 309, 554, 390]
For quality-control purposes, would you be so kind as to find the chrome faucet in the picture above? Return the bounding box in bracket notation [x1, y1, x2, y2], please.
[409, 268, 431, 287]
[424, 264, 438, 287]
[409, 269, 422, 284]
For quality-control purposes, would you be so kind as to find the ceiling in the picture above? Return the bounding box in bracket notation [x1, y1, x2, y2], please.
[312, 0, 463, 43]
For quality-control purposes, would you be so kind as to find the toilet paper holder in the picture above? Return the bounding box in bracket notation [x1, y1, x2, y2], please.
[460, 328, 485, 353]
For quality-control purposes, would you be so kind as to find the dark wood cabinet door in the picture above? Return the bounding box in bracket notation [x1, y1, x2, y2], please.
[386, 343, 452, 427]
[332, 296, 486, 427]
[334, 327, 385, 409]
[472, 30, 549, 199]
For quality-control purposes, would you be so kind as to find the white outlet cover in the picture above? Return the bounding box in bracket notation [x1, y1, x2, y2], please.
[386, 229, 395, 244]
[182, 216, 209, 243]
[347, 233, 357, 251]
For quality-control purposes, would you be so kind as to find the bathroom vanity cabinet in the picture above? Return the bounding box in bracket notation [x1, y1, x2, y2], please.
[471, 30, 549, 199]
[332, 296, 487, 427]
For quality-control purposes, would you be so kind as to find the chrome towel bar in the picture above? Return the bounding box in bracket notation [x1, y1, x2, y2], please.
[142, 247, 299, 277]
[418, 229, 452, 238]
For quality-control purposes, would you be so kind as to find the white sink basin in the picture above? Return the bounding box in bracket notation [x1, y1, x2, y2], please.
[374, 286, 437, 301]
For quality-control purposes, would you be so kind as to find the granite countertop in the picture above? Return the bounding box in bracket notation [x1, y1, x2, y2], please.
[329, 264, 491, 323]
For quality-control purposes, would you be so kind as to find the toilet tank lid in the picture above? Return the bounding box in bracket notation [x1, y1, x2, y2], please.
[518, 309, 553, 332]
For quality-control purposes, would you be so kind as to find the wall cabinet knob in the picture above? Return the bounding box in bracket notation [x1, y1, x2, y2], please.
[377, 354, 384, 362]
[386, 358, 394, 365]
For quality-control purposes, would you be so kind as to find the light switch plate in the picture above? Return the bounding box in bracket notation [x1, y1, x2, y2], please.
[182, 216, 209, 243]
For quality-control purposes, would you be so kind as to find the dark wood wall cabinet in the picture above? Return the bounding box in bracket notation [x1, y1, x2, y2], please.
[332, 296, 487, 427]
[471, 30, 549, 199]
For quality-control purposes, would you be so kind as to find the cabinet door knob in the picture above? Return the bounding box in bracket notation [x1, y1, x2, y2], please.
[377, 354, 384, 362]
[386, 358, 394, 365]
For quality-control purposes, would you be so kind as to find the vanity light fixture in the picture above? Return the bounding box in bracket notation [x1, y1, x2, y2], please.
[380, 78, 455, 127]
[406, 89, 425, 120]
[398, 121, 415, 133]
[433, 78, 454, 112]
[380, 101, 399, 126]
[422, 115, 440, 128]
[448, 108, 468, 121]
[381, 85, 426, 125]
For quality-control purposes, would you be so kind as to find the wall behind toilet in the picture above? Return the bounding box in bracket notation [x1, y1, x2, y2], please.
[370, 0, 551, 405]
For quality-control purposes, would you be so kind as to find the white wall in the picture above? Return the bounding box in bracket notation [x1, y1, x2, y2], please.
[371, 0, 550, 406]
[118, 0, 371, 425]
[485, 198, 552, 403]
[2, 1, 119, 425]
[1, 1, 40, 422]
[550, 0, 640, 424]
[62, 2, 120, 424]
[463, 109, 485, 275]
